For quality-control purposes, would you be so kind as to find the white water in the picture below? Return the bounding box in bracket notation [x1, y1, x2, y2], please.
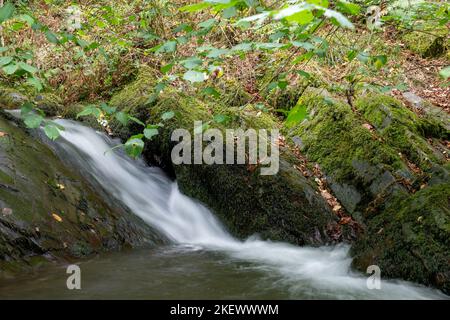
[51, 120, 445, 299]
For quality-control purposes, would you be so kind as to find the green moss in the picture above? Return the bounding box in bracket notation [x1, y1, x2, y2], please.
[0, 86, 28, 109]
[355, 94, 448, 171]
[285, 91, 404, 182]
[402, 25, 449, 58]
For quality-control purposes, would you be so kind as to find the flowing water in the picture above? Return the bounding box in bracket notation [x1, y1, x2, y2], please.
[0, 120, 446, 299]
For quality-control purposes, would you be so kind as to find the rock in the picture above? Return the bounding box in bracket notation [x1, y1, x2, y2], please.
[284, 89, 450, 293]
[0, 114, 162, 277]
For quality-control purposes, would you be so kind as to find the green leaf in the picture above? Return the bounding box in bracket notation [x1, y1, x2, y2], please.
[179, 2, 212, 12]
[285, 10, 314, 25]
[2, 63, 18, 75]
[21, 102, 33, 115]
[198, 18, 217, 29]
[27, 76, 43, 91]
[0, 56, 13, 66]
[115, 112, 129, 126]
[43, 124, 60, 140]
[45, 31, 59, 44]
[439, 66, 450, 79]
[183, 70, 207, 83]
[370, 55, 387, 69]
[202, 86, 221, 98]
[223, 6, 237, 19]
[100, 103, 116, 115]
[213, 114, 229, 124]
[336, 1, 360, 15]
[324, 8, 354, 29]
[18, 62, 38, 74]
[346, 50, 357, 61]
[76, 106, 101, 118]
[206, 48, 230, 58]
[124, 136, 144, 158]
[161, 63, 174, 74]
[156, 40, 177, 54]
[297, 70, 311, 79]
[285, 104, 309, 127]
[161, 111, 175, 121]
[24, 113, 44, 129]
[181, 57, 203, 69]
[144, 128, 159, 140]
[0, 3, 15, 24]
[128, 116, 145, 126]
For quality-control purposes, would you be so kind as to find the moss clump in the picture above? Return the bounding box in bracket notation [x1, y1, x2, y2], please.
[402, 25, 449, 58]
[285, 91, 404, 182]
[0, 86, 28, 109]
[355, 94, 448, 171]
[351, 183, 450, 295]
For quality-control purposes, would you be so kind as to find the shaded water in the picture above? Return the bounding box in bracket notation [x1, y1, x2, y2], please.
[0, 120, 446, 299]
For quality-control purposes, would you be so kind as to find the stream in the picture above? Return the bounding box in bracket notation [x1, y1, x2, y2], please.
[0, 119, 446, 299]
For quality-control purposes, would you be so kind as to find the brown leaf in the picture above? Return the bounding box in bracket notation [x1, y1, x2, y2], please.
[0, 131, 8, 138]
[339, 216, 352, 225]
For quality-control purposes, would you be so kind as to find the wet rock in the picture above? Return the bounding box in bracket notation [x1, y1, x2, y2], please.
[0, 115, 162, 276]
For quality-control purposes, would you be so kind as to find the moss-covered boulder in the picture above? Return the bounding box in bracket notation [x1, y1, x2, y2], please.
[108, 70, 350, 246]
[283, 89, 450, 293]
[351, 183, 450, 295]
[0, 114, 161, 277]
[402, 25, 449, 58]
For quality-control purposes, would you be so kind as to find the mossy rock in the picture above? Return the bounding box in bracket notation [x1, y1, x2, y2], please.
[351, 183, 450, 295]
[355, 94, 449, 171]
[402, 25, 449, 58]
[0, 114, 161, 277]
[108, 71, 350, 245]
[0, 86, 28, 109]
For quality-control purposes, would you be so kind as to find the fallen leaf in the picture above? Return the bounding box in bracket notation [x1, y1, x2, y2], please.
[52, 213, 63, 222]
[0, 131, 8, 137]
[339, 216, 352, 225]
[2, 208, 13, 216]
